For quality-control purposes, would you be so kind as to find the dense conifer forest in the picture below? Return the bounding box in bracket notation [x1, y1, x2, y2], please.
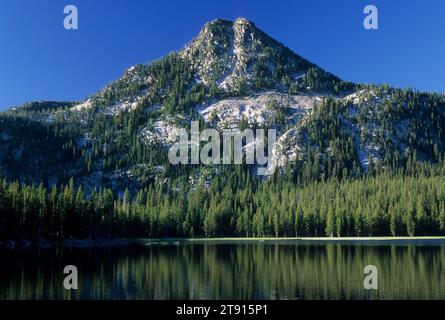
[1, 159, 445, 240]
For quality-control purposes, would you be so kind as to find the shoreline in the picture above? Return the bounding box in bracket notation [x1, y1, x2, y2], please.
[2, 236, 445, 250]
[146, 236, 445, 246]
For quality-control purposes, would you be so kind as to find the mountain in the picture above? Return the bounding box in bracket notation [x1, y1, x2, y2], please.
[0, 17, 444, 194]
[2, 18, 445, 240]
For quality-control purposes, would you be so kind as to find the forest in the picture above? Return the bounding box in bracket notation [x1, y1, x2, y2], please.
[1, 159, 445, 240]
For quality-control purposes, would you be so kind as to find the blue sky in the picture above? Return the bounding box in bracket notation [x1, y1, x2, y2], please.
[0, 0, 444, 110]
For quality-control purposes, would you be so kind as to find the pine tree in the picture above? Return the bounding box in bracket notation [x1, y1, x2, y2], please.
[325, 206, 335, 237]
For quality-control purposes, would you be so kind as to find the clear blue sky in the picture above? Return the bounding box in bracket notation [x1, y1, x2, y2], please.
[0, 0, 444, 110]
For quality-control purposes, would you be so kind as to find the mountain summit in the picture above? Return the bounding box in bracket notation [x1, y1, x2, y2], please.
[180, 17, 316, 89]
[84, 17, 350, 116]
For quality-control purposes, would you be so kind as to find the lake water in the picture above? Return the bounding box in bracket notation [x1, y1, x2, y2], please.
[1, 241, 445, 300]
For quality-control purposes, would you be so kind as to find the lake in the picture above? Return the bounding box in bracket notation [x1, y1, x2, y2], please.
[1, 241, 445, 300]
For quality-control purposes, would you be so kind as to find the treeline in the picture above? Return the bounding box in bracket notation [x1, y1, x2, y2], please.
[1, 166, 445, 240]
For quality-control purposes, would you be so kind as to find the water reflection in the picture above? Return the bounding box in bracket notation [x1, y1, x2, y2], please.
[0, 243, 444, 300]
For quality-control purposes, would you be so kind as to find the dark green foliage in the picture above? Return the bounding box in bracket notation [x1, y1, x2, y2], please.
[295, 98, 361, 181]
[0, 114, 81, 184]
[1, 160, 445, 240]
[302, 67, 355, 94]
[351, 87, 445, 167]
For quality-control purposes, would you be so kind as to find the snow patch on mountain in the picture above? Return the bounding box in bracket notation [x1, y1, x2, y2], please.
[141, 119, 184, 145]
[105, 100, 140, 116]
[71, 100, 92, 112]
[197, 91, 321, 129]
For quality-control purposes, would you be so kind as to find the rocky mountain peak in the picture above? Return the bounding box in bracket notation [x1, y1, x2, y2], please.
[180, 17, 312, 91]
